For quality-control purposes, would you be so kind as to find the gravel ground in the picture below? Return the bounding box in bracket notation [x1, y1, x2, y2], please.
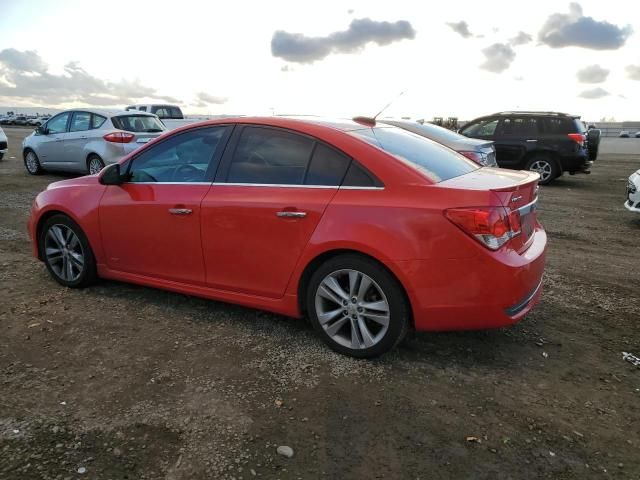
[1, 126, 639, 479]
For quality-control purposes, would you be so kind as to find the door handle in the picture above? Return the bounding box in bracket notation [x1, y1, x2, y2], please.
[276, 211, 307, 218]
[169, 208, 192, 215]
[526, 139, 538, 142]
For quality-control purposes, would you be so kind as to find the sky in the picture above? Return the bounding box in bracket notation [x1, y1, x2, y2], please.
[0, 0, 639, 121]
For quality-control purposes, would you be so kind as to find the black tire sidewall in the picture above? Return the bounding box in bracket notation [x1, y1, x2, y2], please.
[306, 254, 410, 358]
[39, 214, 97, 288]
[526, 155, 558, 185]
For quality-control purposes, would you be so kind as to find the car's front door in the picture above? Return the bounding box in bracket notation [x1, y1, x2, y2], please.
[37, 112, 71, 167]
[98, 126, 231, 285]
[201, 126, 351, 298]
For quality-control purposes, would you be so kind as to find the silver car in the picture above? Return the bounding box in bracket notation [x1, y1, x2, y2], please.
[22, 108, 167, 175]
[379, 119, 498, 167]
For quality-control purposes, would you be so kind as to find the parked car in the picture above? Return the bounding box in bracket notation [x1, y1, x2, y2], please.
[619, 131, 631, 138]
[22, 108, 167, 175]
[0, 115, 16, 125]
[27, 116, 546, 358]
[0, 126, 7, 160]
[125, 104, 197, 130]
[28, 116, 50, 127]
[459, 111, 595, 185]
[379, 119, 497, 166]
[625, 168, 640, 213]
[635, 132, 640, 138]
[13, 116, 29, 126]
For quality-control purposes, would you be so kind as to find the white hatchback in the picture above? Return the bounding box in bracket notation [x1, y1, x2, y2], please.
[625, 168, 640, 213]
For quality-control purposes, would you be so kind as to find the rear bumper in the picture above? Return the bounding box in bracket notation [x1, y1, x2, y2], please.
[396, 227, 547, 331]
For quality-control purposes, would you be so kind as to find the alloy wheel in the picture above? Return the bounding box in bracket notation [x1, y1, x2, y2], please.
[25, 151, 39, 173]
[314, 269, 390, 350]
[529, 160, 552, 182]
[88, 157, 104, 175]
[44, 224, 85, 282]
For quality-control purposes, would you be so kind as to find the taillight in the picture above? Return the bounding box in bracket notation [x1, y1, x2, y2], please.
[445, 206, 521, 250]
[567, 133, 586, 147]
[458, 151, 486, 165]
[103, 132, 135, 143]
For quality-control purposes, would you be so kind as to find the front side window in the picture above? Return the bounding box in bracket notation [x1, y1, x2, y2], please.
[128, 127, 228, 183]
[351, 126, 478, 183]
[461, 118, 499, 137]
[70, 112, 91, 132]
[46, 113, 71, 134]
[227, 127, 314, 185]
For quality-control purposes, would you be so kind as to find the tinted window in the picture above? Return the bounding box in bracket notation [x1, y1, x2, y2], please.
[70, 112, 91, 132]
[501, 117, 539, 136]
[342, 162, 380, 187]
[112, 115, 165, 133]
[227, 127, 314, 184]
[91, 114, 106, 129]
[305, 143, 350, 185]
[46, 113, 71, 134]
[128, 127, 227, 183]
[138, 106, 147, 112]
[461, 118, 499, 137]
[351, 127, 478, 183]
[152, 106, 182, 119]
[543, 117, 582, 134]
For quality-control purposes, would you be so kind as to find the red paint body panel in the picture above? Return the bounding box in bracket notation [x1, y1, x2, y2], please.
[27, 116, 547, 333]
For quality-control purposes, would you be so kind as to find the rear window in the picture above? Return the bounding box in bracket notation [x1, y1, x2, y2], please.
[111, 115, 165, 133]
[543, 117, 582, 134]
[350, 127, 479, 183]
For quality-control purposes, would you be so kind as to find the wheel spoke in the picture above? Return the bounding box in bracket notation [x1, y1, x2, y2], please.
[348, 270, 360, 297]
[325, 316, 349, 337]
[317, 307, 343, 325]
[350, 318, 362, 349]
[322, 276, 349, 301]
[356, 275, 372, 303]
[357, 318, 375, 348]
[48, 227, 65, 249]
[362, 311, 390, 326]
[360, 300, 389, 312]
[318, 285, 344, 307]
[68, 234, 79, 249]
[68, 251, 84, 268]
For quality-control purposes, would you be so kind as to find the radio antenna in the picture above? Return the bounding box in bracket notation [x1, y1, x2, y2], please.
[373, 90, 405, 121]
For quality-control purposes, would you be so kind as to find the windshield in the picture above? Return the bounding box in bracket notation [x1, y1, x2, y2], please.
[350, 126, 479, 183]
[111, 115, 166, 133]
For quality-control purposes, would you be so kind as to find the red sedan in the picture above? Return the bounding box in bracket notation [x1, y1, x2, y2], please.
[27, 117, 546, 357]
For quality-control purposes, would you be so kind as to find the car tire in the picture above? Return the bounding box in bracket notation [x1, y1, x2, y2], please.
[306, 254, 410, 358]
[87, 155, 105, 175]
[24, 149, 44, 175]
[525, 155, 558, 185]
[39, 214, 97, 288]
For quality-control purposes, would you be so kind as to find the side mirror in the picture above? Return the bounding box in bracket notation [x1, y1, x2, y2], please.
[99, 163, 125, 185]
[35, 126, 47, 135]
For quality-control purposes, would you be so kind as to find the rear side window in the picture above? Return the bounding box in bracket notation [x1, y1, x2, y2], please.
[91, 114, 106, 129]
[500, 117, 540, 136]
[351, 127, 478, 183]
[138, 106, 147, 112]
[305, 143, 350, 185]
[70, 112, 91, 132]
[342, 162, 380, 187]
[112, 115, 165, 133]
[543, 117, 581, 134]
[152, 106, 182, 119]
[227, 127, 314, 184]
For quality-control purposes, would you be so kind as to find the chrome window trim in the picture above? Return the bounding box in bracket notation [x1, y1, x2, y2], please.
[120, 182, 385, 190]
[123, 181, 213, 185]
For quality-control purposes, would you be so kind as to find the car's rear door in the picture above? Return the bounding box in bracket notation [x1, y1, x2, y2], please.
[98, 126, 231, 285]
[494, 116, 540, 168]
[200, 125, 349, 298]
[63, 111, 93, 172]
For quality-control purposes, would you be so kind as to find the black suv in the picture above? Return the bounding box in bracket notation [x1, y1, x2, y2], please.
[459, 111, 599, 185]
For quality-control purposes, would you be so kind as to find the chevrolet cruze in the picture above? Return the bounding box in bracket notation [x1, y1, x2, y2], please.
[28, 117, 547, 357]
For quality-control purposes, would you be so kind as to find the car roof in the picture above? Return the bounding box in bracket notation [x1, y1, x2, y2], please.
[275, 115, 382, 132]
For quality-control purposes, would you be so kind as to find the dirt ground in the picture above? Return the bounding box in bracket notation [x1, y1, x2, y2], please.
[1, 126, 639, 480]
